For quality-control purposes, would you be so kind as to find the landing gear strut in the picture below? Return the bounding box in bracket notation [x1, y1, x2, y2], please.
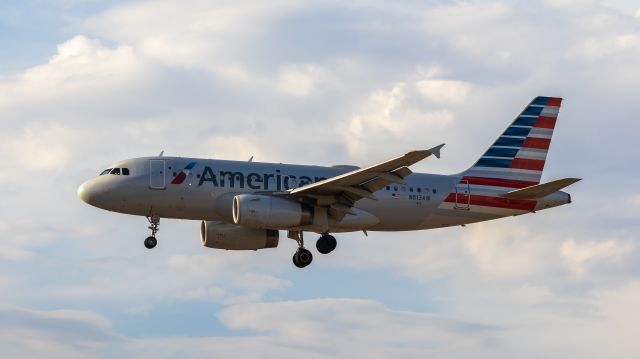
[316, 233, 337, 254]
[289, 231, 313, 268]
[145, 215, 160, 249]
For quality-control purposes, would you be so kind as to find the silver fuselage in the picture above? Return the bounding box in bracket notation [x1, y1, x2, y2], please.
[78, 156, 570, 233]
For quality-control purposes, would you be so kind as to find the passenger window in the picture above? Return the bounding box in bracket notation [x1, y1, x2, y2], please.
[432, 188, 437, 194]
[386, 186, 390, 190]
[100, 169, 112, 176]
[394, 186, 398, 191]
[122, 168, 130, 176]
[409, 187, 413, 192]
[417, 188, 421, 193]
[110, 168, 121, 175]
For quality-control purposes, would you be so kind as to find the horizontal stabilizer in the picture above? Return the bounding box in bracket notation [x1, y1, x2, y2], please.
[501, 178, 581, 199]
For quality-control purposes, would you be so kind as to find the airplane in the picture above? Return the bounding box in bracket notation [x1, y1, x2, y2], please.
[77, 96, 580, 268]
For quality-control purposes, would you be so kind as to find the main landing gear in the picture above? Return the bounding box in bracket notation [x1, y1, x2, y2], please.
[289, 231, 338, 268]
[291, 231, 313, 268]
[144, 215, 160, 249]
[316, 234, 337, 254]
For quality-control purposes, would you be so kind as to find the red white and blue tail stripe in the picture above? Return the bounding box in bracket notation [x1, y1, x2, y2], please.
[462, 96, 561, 186]
[441, 96, 562, 215]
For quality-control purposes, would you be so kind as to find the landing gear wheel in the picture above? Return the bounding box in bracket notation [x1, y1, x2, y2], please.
[316, 234, 337, 254]
[144, 236, 157, 249]
[144, 215, 160, 250]
[293, 248, 313, 268]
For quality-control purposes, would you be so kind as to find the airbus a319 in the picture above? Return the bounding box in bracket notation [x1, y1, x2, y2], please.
[78, 96, 580, 268]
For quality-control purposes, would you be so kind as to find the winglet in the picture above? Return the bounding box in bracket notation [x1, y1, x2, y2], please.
[429, 143, 445, 159]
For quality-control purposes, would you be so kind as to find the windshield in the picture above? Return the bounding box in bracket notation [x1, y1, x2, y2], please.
[99, 168, 130, 176]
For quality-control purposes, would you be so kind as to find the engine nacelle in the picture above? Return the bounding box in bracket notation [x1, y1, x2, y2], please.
[232, 194, 313, 229]
[200, 221, 279, 250]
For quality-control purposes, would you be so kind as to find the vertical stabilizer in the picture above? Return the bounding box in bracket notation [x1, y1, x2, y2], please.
[462, 96, 562, 188]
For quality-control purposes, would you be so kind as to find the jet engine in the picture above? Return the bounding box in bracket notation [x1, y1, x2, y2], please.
[232, 194, 313, 229]
[200, 221, 279, 250]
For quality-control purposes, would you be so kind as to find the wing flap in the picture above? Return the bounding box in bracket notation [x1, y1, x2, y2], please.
[501, 178, 581, 199]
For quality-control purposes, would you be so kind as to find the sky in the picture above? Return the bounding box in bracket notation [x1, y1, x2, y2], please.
[0, 0, 639, 357]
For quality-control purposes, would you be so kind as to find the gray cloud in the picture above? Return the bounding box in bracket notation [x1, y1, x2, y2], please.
[0, 0, 639, 357]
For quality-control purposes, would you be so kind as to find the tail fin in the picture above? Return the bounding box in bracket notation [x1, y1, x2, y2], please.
[462, 96, 562, 187]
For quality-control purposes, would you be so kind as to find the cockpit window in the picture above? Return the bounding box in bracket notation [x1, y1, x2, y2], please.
[99, 167, 130, 176]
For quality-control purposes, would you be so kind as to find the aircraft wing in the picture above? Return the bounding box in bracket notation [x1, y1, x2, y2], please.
[287, 144, 445, 219]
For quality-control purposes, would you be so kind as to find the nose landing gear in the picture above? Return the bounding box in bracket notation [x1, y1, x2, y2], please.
[145, 216, 160, 249]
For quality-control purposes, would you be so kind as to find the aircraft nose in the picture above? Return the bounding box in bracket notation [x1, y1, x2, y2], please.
[77, 181, 98, 205]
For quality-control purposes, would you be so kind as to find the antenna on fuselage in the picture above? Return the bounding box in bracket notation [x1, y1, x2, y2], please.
[248, 155, 254, 162]
[158, 150, 164, 157]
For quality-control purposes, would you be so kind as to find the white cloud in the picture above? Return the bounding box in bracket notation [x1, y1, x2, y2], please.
[219, 298, 495, 356]
[342, 82, 454, 159]
[415, 79, 471, 103]
[275, 64, 325, 97]
[461, 222, 553, 277]
[0, 0, 639, 358]
[0, 35, 140, 105]
[2, 125, 74, 171]
[198, 135, 267, 161]
[561, 239, 635, 275]
[0, 307, 118, 359]
[82, 0, 304, 72]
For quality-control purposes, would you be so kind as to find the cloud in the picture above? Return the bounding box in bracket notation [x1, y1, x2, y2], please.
[415, 79, 472, 103]
[219, 298, 496, 356]
[342, 82, 454, 159]
[2, 125, 75, 171]
[461, 222, 553, 277]
[0, 35, 140, 105]
[561, 239, 636, 275]
[0, 307, 120, 359]
[275, 64, 329, 97]
[0, 0, 639, 358]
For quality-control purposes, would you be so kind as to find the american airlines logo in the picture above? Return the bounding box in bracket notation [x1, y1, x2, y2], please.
[170, 162, 197, 184]
[198, 166, 326, 191]
[193, 165, 326, 191]
[169, 163, 327, 190]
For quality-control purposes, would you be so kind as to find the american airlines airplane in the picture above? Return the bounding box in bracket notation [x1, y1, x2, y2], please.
[78, 96, 579, 268]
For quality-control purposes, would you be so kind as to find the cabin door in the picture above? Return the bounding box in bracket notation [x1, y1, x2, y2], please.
[149, 160, 166, 190]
